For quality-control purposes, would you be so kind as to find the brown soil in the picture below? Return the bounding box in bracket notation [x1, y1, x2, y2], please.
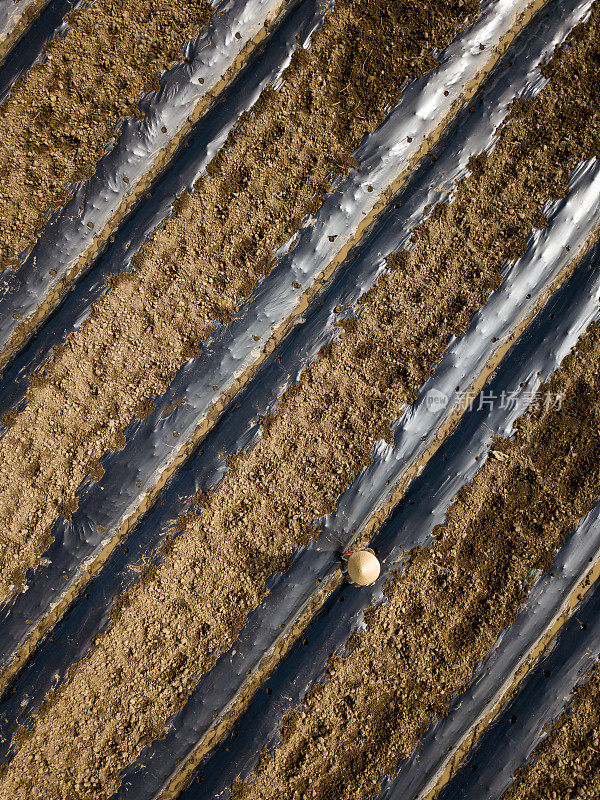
[0, 0, 479, 598]
[502, 664, 600, 800]
[0, 0, 212, 270]
[227, 323, 600, 800]
[1, 6, 600, 799]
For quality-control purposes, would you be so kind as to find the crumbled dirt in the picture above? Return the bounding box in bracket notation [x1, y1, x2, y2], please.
[0, 0, 479, 599]
[227, 326, 600, 800]
[1, 6, 600, 798]
[503, 664, 600, 800]
[0, 0, 212, 270]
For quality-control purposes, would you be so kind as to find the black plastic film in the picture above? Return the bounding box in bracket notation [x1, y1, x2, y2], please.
[436, 548, 600, 800]
[0, 1, 593, 787]
[0, 0, 558, 677]
[180, 230, 600, 800]
[0, 0, 291, 347]
[0, 0, 332, 670]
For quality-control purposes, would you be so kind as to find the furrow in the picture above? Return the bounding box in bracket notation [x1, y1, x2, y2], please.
[0, 0, 289, 362]
[0, 0, 581, 775]
[0, 0, 50, 63]
[0, 0, 583, 700]
[0, 2, 598, 796]
[0, 0, 38, 44]
[0, 0, 520, 653]
[0, 0, 334, 703]
[185, 236, 600, 800]
[433, 552, 600, 800]
[147, 151, 600, 800]
[382, 344, 600, 798]
[0, 0, 331, 432]
[499, 633, 600, 800]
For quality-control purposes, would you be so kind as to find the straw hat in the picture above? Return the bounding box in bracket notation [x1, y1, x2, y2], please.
[346, 549, 380, 586]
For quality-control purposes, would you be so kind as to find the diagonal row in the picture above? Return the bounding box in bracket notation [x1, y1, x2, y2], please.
[1, 1, 600, 800]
